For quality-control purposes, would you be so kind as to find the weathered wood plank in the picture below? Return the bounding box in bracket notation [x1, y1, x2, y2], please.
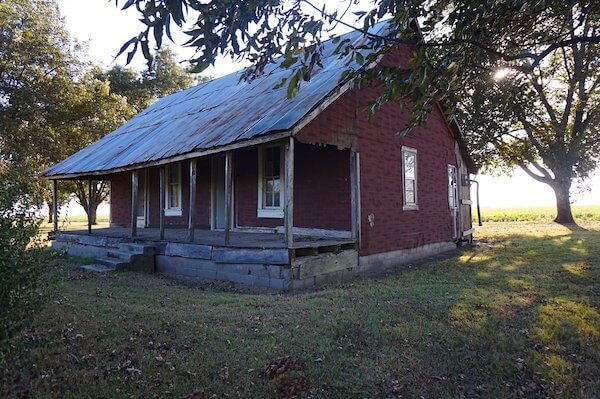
[159, 165, 165, 240]
[212, 247, 290, 265]
[292, 249, 358, 279]
[87, 178, 93, 235]
[52, 179, 58, 234]
[462, 228, 475, 238]
[350, 150, 359, 241]
[224, 151, 233, 245]
[188, 159, 197, 242]
[131, 171, 138, 238]
[165, 242, 212, 259]
[284, 137, 295, 247]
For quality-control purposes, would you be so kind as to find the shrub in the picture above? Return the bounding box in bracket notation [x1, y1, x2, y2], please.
[0, 165, 43, 361]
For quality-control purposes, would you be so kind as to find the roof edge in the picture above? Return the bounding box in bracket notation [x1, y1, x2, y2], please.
[40, 131, 292, 180]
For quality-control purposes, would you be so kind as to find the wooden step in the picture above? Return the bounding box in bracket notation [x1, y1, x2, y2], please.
[80, 264, 115, 273]
[107, 250, 135, 260]
[96, 257, 129, 270]
[118, 243, 155, 255]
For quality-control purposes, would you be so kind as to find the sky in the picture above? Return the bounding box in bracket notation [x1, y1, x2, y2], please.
[56, 0, 599, 215]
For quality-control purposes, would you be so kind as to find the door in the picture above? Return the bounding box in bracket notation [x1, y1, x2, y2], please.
[448, 165, 459, 239]
[212, 157, 226, 229]
[136, 169, 147, 228]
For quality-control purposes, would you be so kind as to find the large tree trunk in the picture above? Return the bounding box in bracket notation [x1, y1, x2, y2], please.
[89, 202, 98, 225]
[552, 179, 575, 224]
[48, 200, 54, 223]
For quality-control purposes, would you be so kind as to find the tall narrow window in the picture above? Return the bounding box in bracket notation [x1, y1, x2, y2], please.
[448, 165, 458, 209]
[165, 162, 182, 216]
[258, 145, 284, 218]
[402, 147, 418, 210]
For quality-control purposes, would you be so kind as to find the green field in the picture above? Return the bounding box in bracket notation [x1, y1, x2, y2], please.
[2, 221, 599, 398]
[478, 205, 600, 222]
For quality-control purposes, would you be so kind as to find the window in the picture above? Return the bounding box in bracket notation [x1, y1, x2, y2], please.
[402, 147, 418, 210]
[165, 162, 182, 216]
[258, 145, 284, 218]
[448, 165, 458, 209]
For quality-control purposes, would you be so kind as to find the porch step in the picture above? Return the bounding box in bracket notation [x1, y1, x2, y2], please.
[96, 257, 130, 270]
[81, 264, 115, 273]
[118, 243, 155, 255]
[107, 249, 135, 260]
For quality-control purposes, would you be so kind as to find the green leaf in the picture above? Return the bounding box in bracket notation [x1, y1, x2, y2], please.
[287, 71, 301, 98]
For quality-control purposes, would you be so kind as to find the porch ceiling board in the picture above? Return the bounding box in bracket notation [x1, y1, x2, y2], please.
[40, 23, 392, 179]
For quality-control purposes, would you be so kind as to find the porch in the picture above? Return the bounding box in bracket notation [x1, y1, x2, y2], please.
[50, 138, 362, 290]
[59, 226, 356, 251]
[53, 227, 359, 291]
[50, 138, 361, 251]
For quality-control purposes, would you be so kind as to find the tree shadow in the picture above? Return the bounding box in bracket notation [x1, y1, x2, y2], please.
[343, 225, 600, 398]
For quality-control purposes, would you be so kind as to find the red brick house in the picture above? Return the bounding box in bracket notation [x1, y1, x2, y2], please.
[42, 22, 476, 290]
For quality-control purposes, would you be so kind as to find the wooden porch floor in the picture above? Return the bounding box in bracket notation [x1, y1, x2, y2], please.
[63, 227, 355, 250]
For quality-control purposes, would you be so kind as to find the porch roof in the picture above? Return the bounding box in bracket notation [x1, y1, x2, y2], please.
[40, 23, 391, 179]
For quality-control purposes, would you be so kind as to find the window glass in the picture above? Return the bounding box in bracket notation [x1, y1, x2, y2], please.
[402, 148, 417, 207]
[263, 147, 281, 209]
[448, 165, 457, 209]
[167, 163, 181, 210]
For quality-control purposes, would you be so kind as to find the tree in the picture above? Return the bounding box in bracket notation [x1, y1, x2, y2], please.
[73, 48, 199, 223]
[457, 23, 600, 223]
[0, 1, 199, 224]
[0, 0, 81, 223]
[115, 0, 600, 223]
[55, 70, 134, 224]
[99, 46, 198, 112]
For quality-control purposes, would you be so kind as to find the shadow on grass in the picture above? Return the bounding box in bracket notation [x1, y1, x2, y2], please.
[431, 228, 599, 397]
[1, 224, 599, 398]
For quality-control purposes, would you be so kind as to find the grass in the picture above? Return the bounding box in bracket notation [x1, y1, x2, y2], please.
[479, 205, 600, 222]
[2, 222, 599, 398]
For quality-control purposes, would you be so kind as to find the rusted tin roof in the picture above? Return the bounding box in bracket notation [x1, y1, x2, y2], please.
[41, 22, 391, 178]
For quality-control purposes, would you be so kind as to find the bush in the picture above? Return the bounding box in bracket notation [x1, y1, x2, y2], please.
[0, 165, 44, 360]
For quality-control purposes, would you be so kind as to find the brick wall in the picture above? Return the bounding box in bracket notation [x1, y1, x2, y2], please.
[297, 44, 459, 256]
[235, 144, 351, 231]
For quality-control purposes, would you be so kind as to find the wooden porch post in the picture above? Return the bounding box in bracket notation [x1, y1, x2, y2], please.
[284, 137, 295, 248]
[350, 151, 360, 243]
[224, 151, 233, 245]
[159, 165, 165, 240]
[188, 159, 197, 242]
[131, 170, 138, 238]
[52, 179, 58, 234]
[87, 178, 93, 234]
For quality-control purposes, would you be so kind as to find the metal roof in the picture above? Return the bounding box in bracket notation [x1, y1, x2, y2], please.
[41, 22, 391, 178]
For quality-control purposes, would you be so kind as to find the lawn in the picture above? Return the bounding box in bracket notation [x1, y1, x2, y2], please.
[478, 205, 600, 222]
[2, 222, 599, 398]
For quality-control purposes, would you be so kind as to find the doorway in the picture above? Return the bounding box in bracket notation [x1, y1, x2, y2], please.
[136, 170, 147, 228]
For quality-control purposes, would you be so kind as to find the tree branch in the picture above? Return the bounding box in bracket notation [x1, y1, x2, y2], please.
[518, 161, 551, 184]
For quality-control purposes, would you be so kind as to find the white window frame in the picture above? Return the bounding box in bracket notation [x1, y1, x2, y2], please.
[448, 164, 458, 210]
[165, 162, 182, 216]
[401, 146, 418, 211]
[257, 145, 284, 219]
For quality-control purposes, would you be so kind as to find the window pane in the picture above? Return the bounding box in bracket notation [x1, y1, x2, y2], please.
[272, 148, 280, 177]
[404, 153, 415, 179]
[405, 189, 415, 204]
[262, 147, 282, 209]
[167, 163, 181, 209]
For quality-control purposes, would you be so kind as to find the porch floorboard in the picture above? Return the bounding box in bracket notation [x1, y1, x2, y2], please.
[62, 227, 355, 250]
